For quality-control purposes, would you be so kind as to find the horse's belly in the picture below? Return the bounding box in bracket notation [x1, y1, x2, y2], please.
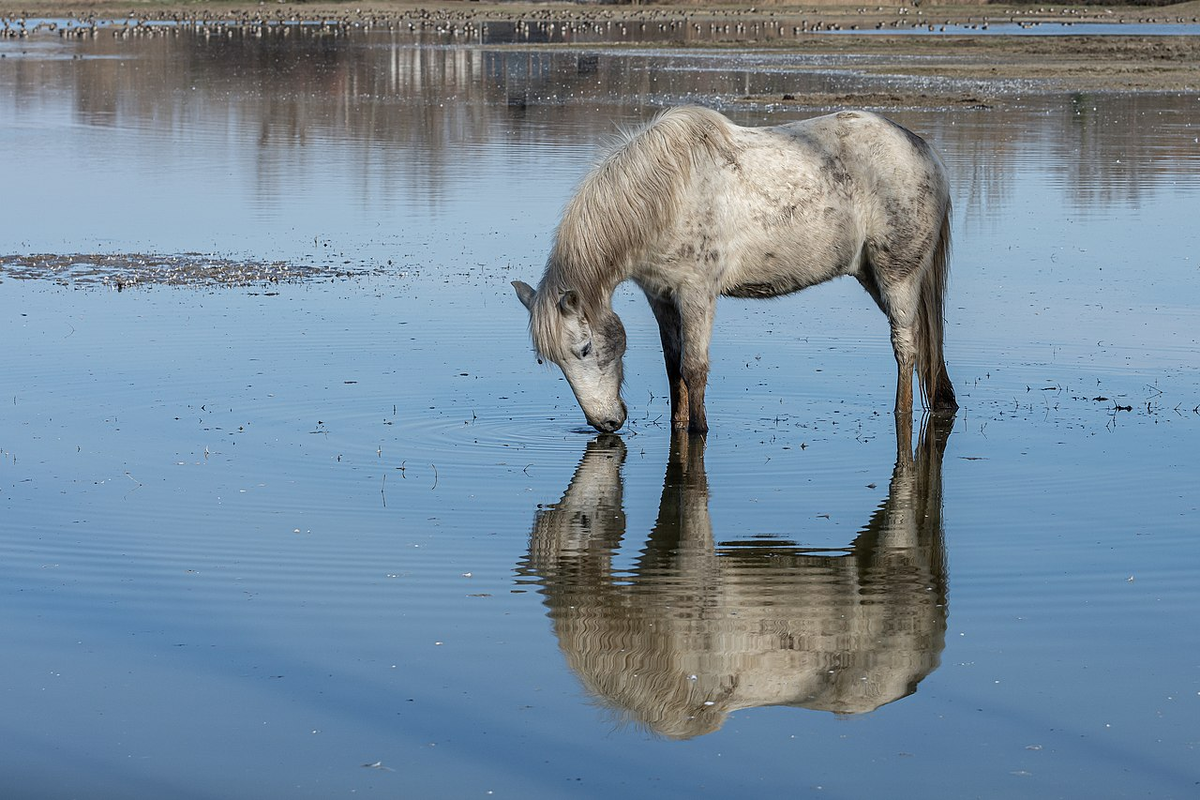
[722, 274, 819, 299]
[720, 232, 860, 299]
[722, 266, 840, 299]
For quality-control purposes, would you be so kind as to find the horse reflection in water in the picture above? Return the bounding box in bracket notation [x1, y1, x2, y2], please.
[519, 418, 952, 739]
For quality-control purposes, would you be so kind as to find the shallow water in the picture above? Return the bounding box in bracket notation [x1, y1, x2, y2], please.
[2, 26, 1199, 799]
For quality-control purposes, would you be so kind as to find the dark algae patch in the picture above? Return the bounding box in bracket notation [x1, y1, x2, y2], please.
[0, 253, 379, 289]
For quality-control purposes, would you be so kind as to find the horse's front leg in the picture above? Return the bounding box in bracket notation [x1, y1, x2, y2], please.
[646, 293, 690, 430]
[677, 293, 717, 434]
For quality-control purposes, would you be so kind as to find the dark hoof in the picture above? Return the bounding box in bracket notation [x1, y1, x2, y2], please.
[931, 385, 958, 413]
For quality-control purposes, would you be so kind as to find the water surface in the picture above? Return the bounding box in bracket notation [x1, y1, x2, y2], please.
[2, 26, 1199, 799]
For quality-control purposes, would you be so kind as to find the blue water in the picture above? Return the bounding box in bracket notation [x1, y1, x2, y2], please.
[2, 26, 1199, 799]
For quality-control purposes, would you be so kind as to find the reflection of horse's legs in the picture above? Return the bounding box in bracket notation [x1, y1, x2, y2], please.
[894, 408, 914, 469]
[680, 430, 707, 480]
[677, 292, 716, 434]
[646, 292, 689, 430]
[918, 411, 955, 481]
[644, 432, 714, 574]
[917, 415, 954, 556]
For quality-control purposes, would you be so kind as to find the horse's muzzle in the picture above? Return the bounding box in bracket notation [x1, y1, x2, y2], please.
[589, 402, 627, 433]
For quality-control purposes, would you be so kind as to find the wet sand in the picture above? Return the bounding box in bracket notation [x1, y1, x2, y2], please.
[3, 2, 1200, 95]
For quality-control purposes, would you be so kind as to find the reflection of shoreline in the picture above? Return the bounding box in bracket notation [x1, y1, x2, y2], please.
[7, 27, 1189, 219]
[519, 417, 954, 739]
[7, 4, 1198, 94]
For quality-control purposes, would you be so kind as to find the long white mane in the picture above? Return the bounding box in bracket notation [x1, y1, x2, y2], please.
[528, 106, 734, 362]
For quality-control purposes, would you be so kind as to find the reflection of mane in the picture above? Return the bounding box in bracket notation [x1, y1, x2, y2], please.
[519, 418, 953, 739]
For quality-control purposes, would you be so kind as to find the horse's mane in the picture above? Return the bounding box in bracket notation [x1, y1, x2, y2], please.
[530, 106, 735, 362]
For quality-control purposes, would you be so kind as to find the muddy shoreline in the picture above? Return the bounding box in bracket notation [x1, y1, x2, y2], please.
[4, 2, 1200, 94]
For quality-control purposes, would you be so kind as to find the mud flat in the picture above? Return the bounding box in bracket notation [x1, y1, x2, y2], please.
[757, 31, 1200, 94]
[0, 253, 379, 289]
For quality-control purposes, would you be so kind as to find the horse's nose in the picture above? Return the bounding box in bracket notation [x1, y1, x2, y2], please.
[593, 417, 623, 433]
[591, 402, 626, 433]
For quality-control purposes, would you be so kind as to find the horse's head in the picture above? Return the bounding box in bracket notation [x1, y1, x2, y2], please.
[513, 280, 627, 433]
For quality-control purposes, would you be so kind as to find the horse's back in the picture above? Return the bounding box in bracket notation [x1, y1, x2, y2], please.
[681, 110, 946, 299]
[633, 108, 948, 299]
[766, 110, 946, 191]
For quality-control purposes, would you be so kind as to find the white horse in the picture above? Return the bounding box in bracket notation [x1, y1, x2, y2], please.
[513, 106, 957, 433]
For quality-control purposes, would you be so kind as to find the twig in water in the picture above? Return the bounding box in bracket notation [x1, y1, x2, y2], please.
[431, 464, 438, 490]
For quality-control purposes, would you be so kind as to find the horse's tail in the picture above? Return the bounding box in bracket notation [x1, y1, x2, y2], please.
[916, 199, 958, 412]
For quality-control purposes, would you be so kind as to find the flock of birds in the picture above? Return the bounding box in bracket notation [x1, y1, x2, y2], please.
[2, 5, 1198, 42]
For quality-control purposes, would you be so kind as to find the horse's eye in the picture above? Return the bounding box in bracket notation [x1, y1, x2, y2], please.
[579, 342, 593, 358]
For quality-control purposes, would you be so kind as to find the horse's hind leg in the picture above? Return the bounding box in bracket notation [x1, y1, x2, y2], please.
[891, 320, 917, 418]
[646, 293, 690, 430]
[858, 269, 917, 418]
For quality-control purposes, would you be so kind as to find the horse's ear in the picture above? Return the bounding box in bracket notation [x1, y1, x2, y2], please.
[512, 280, 536, 311]
[558, 290, 582, 317]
